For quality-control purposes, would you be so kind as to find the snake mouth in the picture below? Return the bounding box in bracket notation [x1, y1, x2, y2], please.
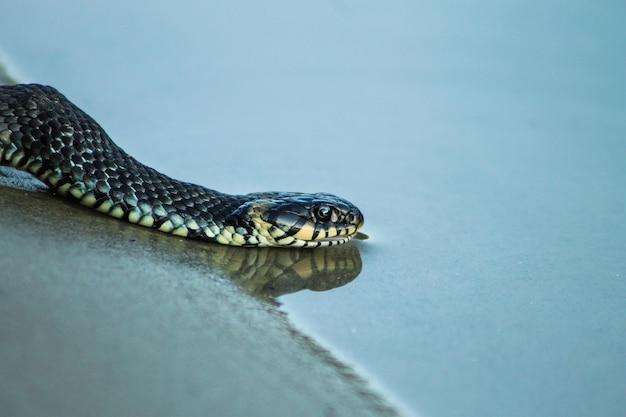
[275, 233, 354, 248]
[286, 222, 362, 247]
[314, 234, 355, 245]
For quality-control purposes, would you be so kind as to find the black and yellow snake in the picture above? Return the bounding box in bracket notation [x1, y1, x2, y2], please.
[0, 84, 363, 247]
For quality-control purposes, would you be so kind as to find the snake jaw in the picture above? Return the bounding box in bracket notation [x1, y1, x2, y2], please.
[234, 192, 364, 248]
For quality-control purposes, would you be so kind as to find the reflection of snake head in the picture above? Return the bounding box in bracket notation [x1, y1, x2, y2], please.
[226, 192, 364, 248]
[208, 240, 363, 298]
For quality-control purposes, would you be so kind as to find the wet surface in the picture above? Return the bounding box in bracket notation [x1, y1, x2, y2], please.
[1, 1, 626, 416]
[0, 180, 397, 417]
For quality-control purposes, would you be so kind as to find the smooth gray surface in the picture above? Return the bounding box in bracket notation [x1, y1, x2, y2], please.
[0, 181, 399, 417]
[1, 1, 625, 417]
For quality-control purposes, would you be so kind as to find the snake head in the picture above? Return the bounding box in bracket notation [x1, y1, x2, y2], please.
[227, 192, 364, 247]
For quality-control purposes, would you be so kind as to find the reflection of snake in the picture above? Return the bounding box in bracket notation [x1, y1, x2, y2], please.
[209, 245, 362, 298]
[0, 84, 364, 247]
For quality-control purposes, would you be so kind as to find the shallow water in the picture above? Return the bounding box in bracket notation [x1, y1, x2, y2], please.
[2, 1, 625, 416]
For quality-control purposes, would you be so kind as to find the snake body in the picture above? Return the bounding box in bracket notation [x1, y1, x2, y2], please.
[0, 84, 363, 247]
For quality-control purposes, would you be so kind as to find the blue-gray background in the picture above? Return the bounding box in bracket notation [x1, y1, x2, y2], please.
[1, 1, 625, 416]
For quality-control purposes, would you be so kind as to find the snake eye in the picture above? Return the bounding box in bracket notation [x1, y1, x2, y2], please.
[315, 205, 332, 222]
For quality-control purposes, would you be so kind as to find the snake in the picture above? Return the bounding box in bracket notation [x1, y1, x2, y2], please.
[0, 84, 364, 247]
